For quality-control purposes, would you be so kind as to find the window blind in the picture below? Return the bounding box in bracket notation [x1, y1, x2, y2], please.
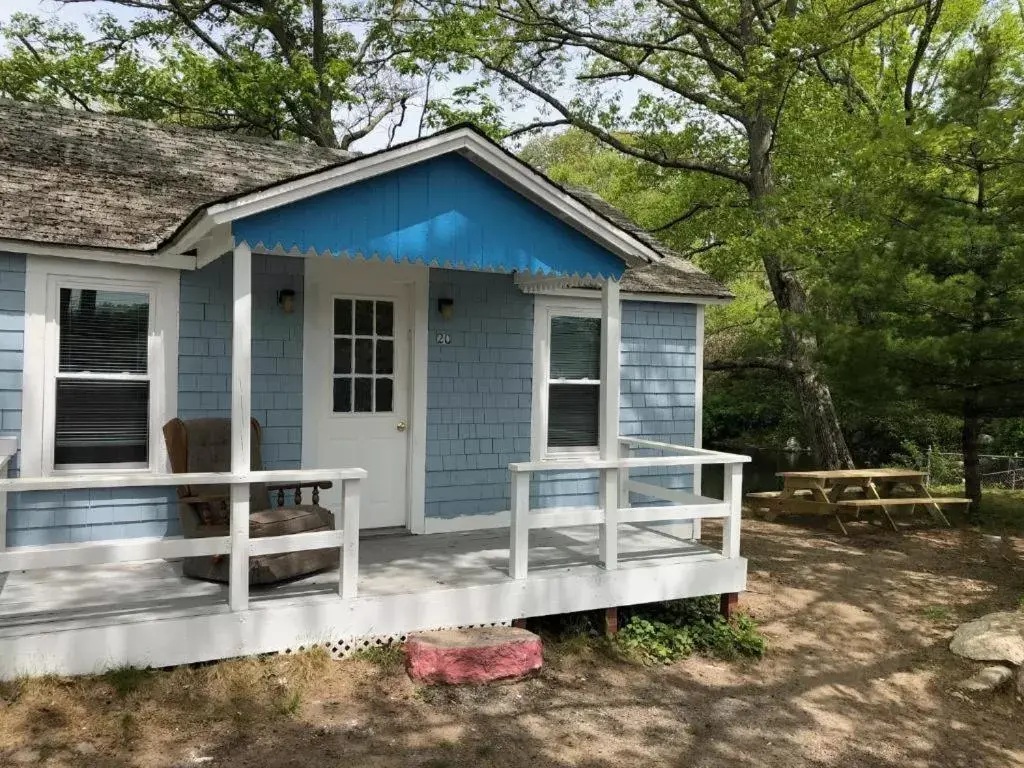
[54, 288, 150, 467]
[548, 315, 601, 448]
[550, 316, 600, 380]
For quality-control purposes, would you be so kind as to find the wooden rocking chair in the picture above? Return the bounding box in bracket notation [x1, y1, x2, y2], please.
[163, 417, 337, 585]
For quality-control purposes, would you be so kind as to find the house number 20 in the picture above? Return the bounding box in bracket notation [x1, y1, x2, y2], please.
[435, 332, 451, 344]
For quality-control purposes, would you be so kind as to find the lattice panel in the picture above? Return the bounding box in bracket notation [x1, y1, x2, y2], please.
[280, 621, 511, 660]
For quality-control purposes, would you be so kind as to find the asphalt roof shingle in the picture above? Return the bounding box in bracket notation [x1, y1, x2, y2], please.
[0, 99, 730, 299]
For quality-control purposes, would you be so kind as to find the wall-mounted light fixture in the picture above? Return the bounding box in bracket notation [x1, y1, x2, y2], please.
[437, 298, 454, 320]
[278, 289, 296, 314]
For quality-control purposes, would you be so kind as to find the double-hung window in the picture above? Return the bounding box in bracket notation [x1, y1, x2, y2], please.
[54, 288, 151, 468]
[532, 298, 603, 459]
[23, 258, 179, 476]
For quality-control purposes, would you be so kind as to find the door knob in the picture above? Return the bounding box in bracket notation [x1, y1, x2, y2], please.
[396, 421, 407, 432]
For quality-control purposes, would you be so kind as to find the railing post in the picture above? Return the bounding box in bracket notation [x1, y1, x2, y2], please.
[229, 482, 250, 610]
[722, 462, 742, 559]
[509, 470, 530, 579]
[340, 478, 360, 599]
[228, 240, 252, 612]
[0, 456, 8, 552]
[600, 468, 619, 570]
[617, 440, 629, 510]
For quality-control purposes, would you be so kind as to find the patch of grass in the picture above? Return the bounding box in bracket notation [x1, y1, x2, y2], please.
[475, 743, 497, 758]
[422, 759, 455, 768]
[922, 604, 953, 622]
[412, 685, 445, 705]
[614, 596, 766, 665]
[350, 643, 405, 672]
[0, 678, 23, 703]
[931, 485, 1024, 534]
[276, 689, 302, 717]
[118, 711, 140, 746]
[1018, 595, 1024, 610]
[101, 665, 154, 697]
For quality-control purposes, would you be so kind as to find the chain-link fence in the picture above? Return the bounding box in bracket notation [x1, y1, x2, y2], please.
[925, 448, 1024, 489]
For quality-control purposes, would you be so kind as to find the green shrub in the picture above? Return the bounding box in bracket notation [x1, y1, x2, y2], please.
[614, 597, 765, 664]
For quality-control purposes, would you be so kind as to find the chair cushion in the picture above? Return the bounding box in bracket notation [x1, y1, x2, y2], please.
[249, 505, 334, 537]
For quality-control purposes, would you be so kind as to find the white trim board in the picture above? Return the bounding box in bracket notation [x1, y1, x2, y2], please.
[174, 129, 661, 269]
[21, 256, 180, 478]
[530, 294, 605, 462]
[0, 239, 195, 271]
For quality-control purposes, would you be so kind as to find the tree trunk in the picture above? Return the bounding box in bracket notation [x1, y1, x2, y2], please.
[961, 390, 982, 508]
[747, 114, 854, 469]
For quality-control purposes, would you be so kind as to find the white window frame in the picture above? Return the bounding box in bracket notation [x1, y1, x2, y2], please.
[531, 295, 602, 461]
[22, 256, 179, 477]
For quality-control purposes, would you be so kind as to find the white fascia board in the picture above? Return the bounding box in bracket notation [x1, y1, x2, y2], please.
[175, 128, 662, 268]
[0, 238, 196, 271]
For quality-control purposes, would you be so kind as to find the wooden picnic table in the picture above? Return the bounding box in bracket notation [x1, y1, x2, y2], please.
[746, 468, 969, 534]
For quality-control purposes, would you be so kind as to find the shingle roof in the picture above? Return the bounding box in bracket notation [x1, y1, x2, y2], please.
[565, 186, 731, 299]
[0, 99, 730, 299]
[0, 99, 348, 250]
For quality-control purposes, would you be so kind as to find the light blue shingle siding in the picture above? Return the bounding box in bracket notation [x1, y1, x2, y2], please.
[423, 284, 701, 518]
[177, 252, 304, 469]
[425, 270, 534, 518]
[0, 253, 23, 479]
[1, 247, 699, 539]
[620, 301, 699, 504]
[4, 251, 305, 546]
[525, 301, 699, 510]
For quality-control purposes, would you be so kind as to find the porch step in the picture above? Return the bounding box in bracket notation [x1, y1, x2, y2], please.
[405, 626, 543, 684]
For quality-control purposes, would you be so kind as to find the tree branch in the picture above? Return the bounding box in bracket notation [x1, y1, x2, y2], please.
[502, 119, 571, 140]
[483, 60, 750, 186]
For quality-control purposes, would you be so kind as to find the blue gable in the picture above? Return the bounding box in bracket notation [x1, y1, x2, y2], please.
[232, 154, 627, 279]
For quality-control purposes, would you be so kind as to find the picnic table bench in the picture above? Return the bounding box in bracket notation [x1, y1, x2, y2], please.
[745, 468, 970, 534]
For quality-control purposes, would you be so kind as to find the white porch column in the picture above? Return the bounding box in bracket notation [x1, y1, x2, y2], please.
[599, 278, 621, 570]
[229, 241, 252, 611]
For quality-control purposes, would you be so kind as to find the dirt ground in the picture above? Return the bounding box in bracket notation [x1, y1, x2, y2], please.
[2, 517, 1023, 767]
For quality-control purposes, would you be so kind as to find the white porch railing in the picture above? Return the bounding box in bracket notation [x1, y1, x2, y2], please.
[507, 438, 749, 579]
[0, 468, 365, 608]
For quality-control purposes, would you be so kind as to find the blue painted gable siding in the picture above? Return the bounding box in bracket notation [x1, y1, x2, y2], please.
[4, 252, 303, 546]
[234, 154, 626, 279]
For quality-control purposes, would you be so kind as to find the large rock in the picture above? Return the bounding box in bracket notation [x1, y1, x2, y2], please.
[405, 627, 542, 684]
[950, 612, 1024, 665]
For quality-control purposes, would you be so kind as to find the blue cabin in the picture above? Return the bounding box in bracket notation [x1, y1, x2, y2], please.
[0, 100, 748, 677]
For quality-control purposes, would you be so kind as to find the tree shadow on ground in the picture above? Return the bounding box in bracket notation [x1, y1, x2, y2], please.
[1, 518, 1022, 767]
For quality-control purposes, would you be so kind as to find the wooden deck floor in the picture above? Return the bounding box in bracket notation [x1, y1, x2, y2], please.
[0, 524, 746, 676]
[0, 524, 722, 634]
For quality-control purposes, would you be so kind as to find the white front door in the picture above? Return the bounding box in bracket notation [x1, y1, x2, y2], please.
[303, 260, 415, 528]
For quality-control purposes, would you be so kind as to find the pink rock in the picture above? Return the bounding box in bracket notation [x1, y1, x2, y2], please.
[405, 627, 543, 684]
